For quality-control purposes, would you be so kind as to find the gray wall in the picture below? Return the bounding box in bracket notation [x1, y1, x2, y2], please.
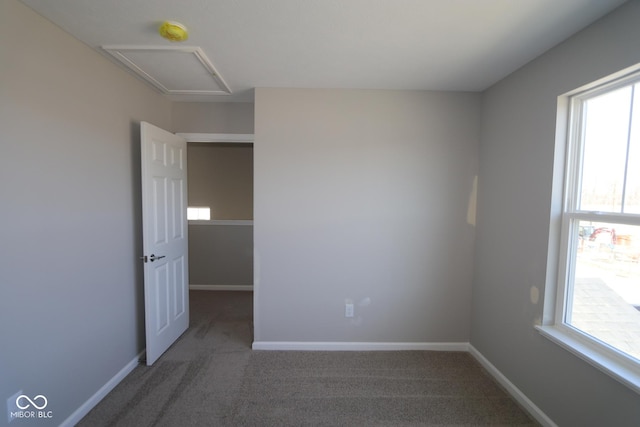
[189, 225, 253, 286]
[0, 0, 172, 425]
[472, 2, 640, 426]
[254, 88, 479, 343]
[172, 102, 254, 134]
[187, 143, 253, 220]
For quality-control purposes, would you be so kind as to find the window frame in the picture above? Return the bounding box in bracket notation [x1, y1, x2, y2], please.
[538, 67, 640, 394]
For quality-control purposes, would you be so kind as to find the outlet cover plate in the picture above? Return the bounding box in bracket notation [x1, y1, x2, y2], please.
[345, 303, 354, 318]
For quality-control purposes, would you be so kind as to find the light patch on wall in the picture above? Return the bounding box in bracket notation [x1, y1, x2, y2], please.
[530, 286, 540, 304]
[358, 297, 371, 307]
[187, 206, 211, 220]
[467, 175, 478, 226]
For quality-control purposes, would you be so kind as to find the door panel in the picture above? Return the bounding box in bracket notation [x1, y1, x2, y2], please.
[173, 256, 186, 316]
[141, 122, 189, 366]
[153, 177, 168, 244]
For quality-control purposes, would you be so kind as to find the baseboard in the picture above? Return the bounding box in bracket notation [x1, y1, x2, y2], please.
[252, 341, 470, 351]
[59, 350, 144, 427]
[468, 345, 557, 427]
[190, 284, 253, 291]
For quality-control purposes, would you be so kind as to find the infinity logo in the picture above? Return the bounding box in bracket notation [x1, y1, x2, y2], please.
[16, 395, 48, 410]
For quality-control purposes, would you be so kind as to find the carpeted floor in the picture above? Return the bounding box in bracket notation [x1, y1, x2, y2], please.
[78, 291, 537, 426]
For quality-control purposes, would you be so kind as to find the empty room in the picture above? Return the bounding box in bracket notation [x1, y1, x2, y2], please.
[2, 0, 640, 426]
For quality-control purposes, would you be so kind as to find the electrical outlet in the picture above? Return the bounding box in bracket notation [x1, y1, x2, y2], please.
[345, 303, 354, 318]
[7, 390, 22, 424]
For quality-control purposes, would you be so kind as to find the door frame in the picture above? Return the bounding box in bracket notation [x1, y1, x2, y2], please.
[176, 133, 254, 144]
[177, 131, 256, 334]
[178, 131, 255, 288]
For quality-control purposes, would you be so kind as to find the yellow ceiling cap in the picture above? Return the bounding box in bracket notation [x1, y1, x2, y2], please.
[159, 21, 188, 42]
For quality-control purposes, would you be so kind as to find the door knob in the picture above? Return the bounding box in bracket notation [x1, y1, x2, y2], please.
[149, 254, 166, 262]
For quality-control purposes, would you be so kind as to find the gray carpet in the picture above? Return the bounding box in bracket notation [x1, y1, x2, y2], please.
[78, 291, 537, 426]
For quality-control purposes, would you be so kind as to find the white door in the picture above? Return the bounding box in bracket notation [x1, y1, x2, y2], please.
[140, 121, 189, 366]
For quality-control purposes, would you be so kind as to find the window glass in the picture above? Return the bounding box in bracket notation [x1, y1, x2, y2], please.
[187, 207, 210, 220]
[625, 86, 640, 214]
[579, 86, 631, 212]
[568, 220, 640, 361]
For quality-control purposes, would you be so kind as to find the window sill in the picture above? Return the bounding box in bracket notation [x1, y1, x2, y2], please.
[536, 325, 640, 394]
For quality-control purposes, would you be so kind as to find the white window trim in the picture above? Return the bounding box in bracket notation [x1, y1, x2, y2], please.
[539, 65, 640, 394]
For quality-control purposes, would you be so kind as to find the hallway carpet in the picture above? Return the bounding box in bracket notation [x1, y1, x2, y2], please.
[78, 291, 537, 426]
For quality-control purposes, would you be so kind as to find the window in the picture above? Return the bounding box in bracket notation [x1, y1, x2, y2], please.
[540, 69, 640, 391]
[187, 206, 211, 220]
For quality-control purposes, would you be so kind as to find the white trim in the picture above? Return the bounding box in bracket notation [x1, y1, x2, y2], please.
[468, 345, 558, 427]
[536, 325, 640, 394]
[177, 133, 254, 143]
[188, 220, 253, 226]
[59, 351, 144, 427]
[102, 46, 231, 95]
[251, 341, 469, 351]
[190, 284, 253, 291]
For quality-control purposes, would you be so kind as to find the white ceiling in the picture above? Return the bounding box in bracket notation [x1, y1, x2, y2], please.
[20, 0, 627, 102]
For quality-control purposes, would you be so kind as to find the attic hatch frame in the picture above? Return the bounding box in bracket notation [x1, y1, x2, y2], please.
[102, 45, 232, 96]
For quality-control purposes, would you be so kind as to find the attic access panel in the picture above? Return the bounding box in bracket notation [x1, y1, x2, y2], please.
[102, 45, 231, 96]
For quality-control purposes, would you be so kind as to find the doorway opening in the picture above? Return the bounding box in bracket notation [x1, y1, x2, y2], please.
[180, 133, 255, 346]
[185, 140, 254, 292]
